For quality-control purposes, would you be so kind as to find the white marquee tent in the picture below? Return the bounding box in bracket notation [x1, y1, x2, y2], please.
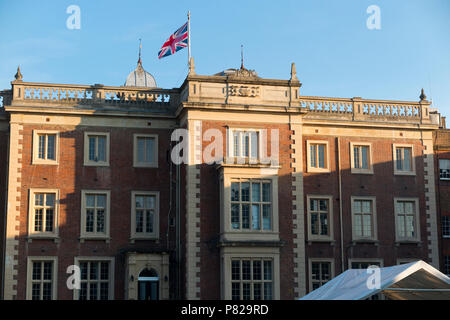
[299, 260, 450, 300]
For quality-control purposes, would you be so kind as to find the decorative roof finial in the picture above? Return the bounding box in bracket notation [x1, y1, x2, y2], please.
[290, 62, 298, 81]
[420, 88, 427, 101]
[240, 44, 244, 70]
[188, 56, 196, 76]
[138, 39, 142, 65]
[14, 65, 23, 81]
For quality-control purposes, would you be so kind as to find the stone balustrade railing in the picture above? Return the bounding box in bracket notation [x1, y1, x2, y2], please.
[1, 81, 180, 110]
[300, 96, 431, 123]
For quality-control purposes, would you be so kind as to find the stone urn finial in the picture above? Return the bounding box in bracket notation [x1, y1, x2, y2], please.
[420, 88, 427, 101]
[14, 65, 23, 81]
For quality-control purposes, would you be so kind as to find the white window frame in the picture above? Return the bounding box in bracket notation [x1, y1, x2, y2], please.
[80, 190, 111, 240]
[348, 258, 384, 269]
[84, 132, 110, 167]
[350, 142, 373, 174]
[351, 196, 378, 241]
[227, 128, 262, 163]
[73, 257, 115, 300]
[394, 197, 421, 242]
[221, 247, 280, 300]
[308, 258, 335, 293]
[28, 189, 60, 239]
[130, 191, 160, 240]
[220, 166, 280, 242]
[306, 140, 330, 173]
[439, 159, 450, 180]
[26, 256, 58, 300]
[133, 134, 158, 168]
[32, 130, 59, 165]
[306, 195, 334, 241]
[393, 144, 415, 176]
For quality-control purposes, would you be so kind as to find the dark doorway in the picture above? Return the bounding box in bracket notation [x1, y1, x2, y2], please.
[138, 268, 159, 300]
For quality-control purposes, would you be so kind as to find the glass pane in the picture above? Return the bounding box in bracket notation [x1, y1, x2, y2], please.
[262, 183, 270, 202]
[136, 196, 144, 208]
[34, 209, 43, 232]
[233, 132, 240, 157]
[406, 215, 415, 237]
[79, 283, 87, 300]
[310, 145, 316, 167]
[145, 138, 154, 163]
[231, 182, 240, 202]
[38, 135, 46, 159]
[89, 136, 96, 161]
[231, 260, 240, 280]
[362, 201, 371, 213]
[136, 210, 143, 233]
[231, 204, 240, 229]
[145, 196, 155, 209]
[97, 137, 106, 162]
[231, 282, 240, 300]
[253, 261, 261, 280]
[311, 263, 320, 280]
[398, 216, 405, 237]
[395, 201, 404, 214]
[100, 262, 109, 280]
[253, 283, 262, 300]
[97, 195, 106, 208]
[320, 213, 328, 236]
[354, 215, 362, 237]
[404, 202, 414, 214]
[263, 204, 271, 230]
[251, 204, 260, 230]
[252, 183, 261, 202]
[86, 195, 95, 208]
[100, 282, 109, 300]
[42, 282, 52, 300]
[80, 262, 88, 280]
[354, 146, 360, 169]
[137, 138, 145, 162]
[321, 263, 330, 280]
[363, 215, 372, 236]
[46, 194, 55, 207]
[319, 199, 327, 211]
[43, 262, 52, 280]
[242, 205, 250, 229]
[264, 283, 273, 300]
[353, 200, 361, 213]
[47, 135, 55, 160]
[241, 182, 250, 202]
[35, 194, 44, 206]
[45, 209, 54, 232]
[86, 209, 94, 232]
[318, 144, 325, 168]
[403, 148, 411, 171]
[32, 262, 42, 280]
[89, 283, 98, 300]
[250, 132, 258, 158]
[361, 146, 368, 169]
[311, 213, 318, 235]
[32, 283, 41, 300]
[97, 209, 105, 232]
[396, 148, 403, 170]
[146, 210, 153, 233]
[242, 283, 251, 300]
[90, 263, 98, 280]
[310, 199, 317, 211]
[264, 261, 272, 280]
[243, 133, 249, 157]
[242, 260, 251, 280]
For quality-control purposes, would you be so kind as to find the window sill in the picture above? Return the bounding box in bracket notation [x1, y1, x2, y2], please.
[307, 239, 336, 245]
[395, 240, 422, 247]
[307, 167, 330, 174]
[130, 236, 160, 243]
[223, 157, 279, 167]
[83, 162, 110, 167]
[350, 169, 374, 175]
[79, 236, 111, 243]
[133, 163, 158, 168]
[351, 239, 379, 246]
[393, 171, 416, 176]
[32, 160, 59, 166]
[26, 235, 60, 243]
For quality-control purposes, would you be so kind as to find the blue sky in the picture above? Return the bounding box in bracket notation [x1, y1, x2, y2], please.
[0, 0, 449, 118]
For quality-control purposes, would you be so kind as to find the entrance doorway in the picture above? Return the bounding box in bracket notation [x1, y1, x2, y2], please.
[138, 268, 159, 300]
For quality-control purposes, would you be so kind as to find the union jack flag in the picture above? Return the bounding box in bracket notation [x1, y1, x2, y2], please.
[158, 22, 188, 59]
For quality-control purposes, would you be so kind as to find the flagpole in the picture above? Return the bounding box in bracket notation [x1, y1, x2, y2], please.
[188, 11, 191, 66]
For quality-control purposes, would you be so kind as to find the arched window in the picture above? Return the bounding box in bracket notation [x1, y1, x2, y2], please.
[138, 268, 159, 300]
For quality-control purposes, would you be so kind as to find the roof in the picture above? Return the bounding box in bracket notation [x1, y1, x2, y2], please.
[124, 60, 157, 88]
[299, 260, 450, 300]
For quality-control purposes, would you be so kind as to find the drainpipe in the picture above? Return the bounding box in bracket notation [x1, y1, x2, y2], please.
[176, 155, 181, 299]
[337, 137, 345, 272]
[1, 126, 10, 300]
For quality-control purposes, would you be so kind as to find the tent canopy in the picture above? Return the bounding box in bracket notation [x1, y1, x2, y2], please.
[300, 260, 450, 300]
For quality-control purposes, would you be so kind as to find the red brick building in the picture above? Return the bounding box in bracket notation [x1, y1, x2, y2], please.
[0, 60, 445, 299]
[434, 128, 450, 277]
